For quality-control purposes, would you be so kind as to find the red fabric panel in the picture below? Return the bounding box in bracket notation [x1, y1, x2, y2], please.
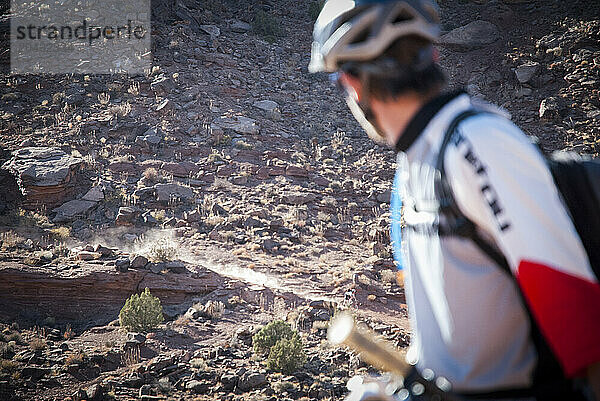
[517, 260, 600, 377]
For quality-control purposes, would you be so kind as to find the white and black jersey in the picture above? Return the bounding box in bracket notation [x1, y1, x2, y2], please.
[390, 91, 600, 394]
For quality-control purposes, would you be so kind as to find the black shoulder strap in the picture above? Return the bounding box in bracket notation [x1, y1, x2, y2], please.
[434, 110, 511, 274]
[435, 110, 585, 400]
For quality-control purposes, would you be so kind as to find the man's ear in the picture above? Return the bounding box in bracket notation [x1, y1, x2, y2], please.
[339, 72, 362, 103]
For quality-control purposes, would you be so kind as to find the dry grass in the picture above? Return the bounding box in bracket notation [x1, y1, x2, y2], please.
[142, 167, 160, 183]
[29, 338, 47, 351]
[121, 346, 140, 367]
[148, 238, 178, 262]
[63, 325, 75, 340]
[64, 352, 86, 366]
[0, 359, 18, 374]
[192, 300, 225, 320]
[380, 269, 397, 284]
[190, 357, 207, 370]
[6, 332, 23, 345]
[50, 226, 71, 240]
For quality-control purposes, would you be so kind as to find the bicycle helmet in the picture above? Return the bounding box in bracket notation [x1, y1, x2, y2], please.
[309, 0, 440, 74]
[309, 0, 441, 144]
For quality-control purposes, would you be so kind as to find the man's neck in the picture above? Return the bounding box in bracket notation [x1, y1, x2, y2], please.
[371, 89, 440, 147]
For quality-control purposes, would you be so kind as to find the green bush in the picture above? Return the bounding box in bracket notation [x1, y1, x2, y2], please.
[252, 320, 294, 355]
[119, 288, 164, 333]
[252, 9, 282, 42]
[267, 333, 306, 374]
[253, 320, 306, 374]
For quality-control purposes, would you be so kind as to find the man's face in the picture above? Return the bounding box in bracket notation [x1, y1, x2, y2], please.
[338, 73, 390, 145]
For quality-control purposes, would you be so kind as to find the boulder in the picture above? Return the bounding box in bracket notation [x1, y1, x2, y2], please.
[539, 97, 560, 120]
[52, 200, 96, 223]
[515, 62, 540, 84]
[130, 255, 149, 269]
[229, 20, 251, 33]
[115, 206, 139, 226]
[253, 100, 281, 120]
[81, 186, 104, 202]
[199, 25, 220, 38]
[85, 383, 104, 401]
[154, 183, 195, 203]
[214, 115, 259, 135]
[2, 147, 83, 209]
[135, 128, 163, 147]
[126, 332, 146, 345]
[186, 380, 210, 394]
[238, 371, 266, 391]
[115, 258, 130, 272]
[440, 20, 500, 51]
[161, 161, 199, 178]
[253, 100, 279, 112]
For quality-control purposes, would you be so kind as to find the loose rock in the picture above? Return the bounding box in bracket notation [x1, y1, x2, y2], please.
[52, 200, 96, 223]
[515, 62, 540, 84]
[130, 255, 149, 269]
[3, 147, 83, 209]
[440, 20, 500, 51]
[238, 371, 266, 391]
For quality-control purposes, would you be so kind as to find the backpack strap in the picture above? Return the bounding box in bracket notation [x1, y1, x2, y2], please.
[434, 110, 587, 401]
[434, 110, 511, 274]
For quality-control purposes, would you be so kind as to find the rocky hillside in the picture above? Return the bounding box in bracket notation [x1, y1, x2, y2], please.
[0, 0, 598, 400]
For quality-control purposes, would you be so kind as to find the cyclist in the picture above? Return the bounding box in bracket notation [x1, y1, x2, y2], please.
[309, 0, 600, 399]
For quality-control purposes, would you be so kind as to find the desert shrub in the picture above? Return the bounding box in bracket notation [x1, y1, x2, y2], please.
[252, 10, 282, 41]
[63, 325, 75, 340]
[252, 320, 295, 355]
[157, 376, 173, 394]
[190, 357, 207, 370]
[203, 300, 225, 319]
[50, 226, 71, 240]
[6, 332, 23, 345]
[0, 343, 14, 359]
[119, 288, 164, 333]
[64, 352, 86, 366]
[142, 167, 160, 183]
[267, 333, 306, 374]
[272, 379, 296, 394]
[0, 359, 18, 374]
[29, 338, 47, 351]
[121, 346, 141, 367]
[148, 239, 177, 263]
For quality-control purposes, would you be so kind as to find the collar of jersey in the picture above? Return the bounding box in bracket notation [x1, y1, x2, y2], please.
[394, 89, 467, 153]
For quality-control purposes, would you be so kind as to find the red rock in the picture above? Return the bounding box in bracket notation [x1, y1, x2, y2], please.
[0, 262, 221, 324]
[312, 176, 329, 187]
[216, 164, 237, 177]
[256, 167, 270, 180]
[3, 147, 83, 209]
[161, 161, 200, 178]
[285, 165, 309, 178]
[268, 166, 285, 176]
[236, 150, 262, 163]
[78, 251, 102, 261]
[264, 150, 291, 161]
[108, 162, 139, 175]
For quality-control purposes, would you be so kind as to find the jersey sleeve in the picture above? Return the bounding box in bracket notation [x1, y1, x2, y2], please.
[444, 114, 600, 377]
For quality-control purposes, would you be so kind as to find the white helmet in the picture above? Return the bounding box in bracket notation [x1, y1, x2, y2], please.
[309, 0, 441, 73]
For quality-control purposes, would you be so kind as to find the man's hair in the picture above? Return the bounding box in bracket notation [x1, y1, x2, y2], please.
[343, 36, 446, 100]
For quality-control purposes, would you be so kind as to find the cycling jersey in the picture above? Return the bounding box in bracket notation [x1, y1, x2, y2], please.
[390, 91, 600, 393]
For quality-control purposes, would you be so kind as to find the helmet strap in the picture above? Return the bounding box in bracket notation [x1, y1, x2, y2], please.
[357, 69, 387, 142]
